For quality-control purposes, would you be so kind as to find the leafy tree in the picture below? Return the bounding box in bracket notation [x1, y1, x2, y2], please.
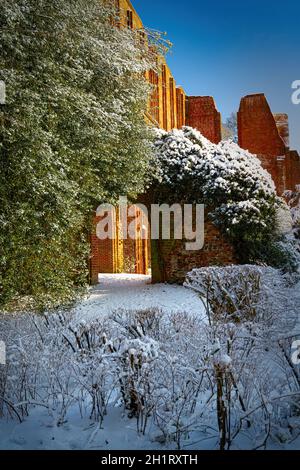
[0, 0, 154, 310]
[222, 112, 238, 141]
[225, 112, 238, 136]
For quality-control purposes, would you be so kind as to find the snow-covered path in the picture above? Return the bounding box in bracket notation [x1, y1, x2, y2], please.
[74, 273, 206, 322]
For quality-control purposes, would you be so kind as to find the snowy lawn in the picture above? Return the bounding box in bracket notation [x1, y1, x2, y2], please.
[74, 273, 207, 322]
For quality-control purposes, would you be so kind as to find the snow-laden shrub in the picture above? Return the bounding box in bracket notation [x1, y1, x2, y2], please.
[285, 190, 300, 228]
[151, 127, 296, 268]
[107, 309, 160, 424]
[247, 237, 300, 273]
[185, 265, 300, 449]
[153, 127, 278, 233]
[284, 190, 300, 257]
[184, 265, 295, 325]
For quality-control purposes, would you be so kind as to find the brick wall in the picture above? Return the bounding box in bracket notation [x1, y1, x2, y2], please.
[238, 94, 288, 194]
[91, 206, 149, 284]
[151, 213, 236, 284]
[176, 87, 186, 128]
[238, 94, 286, 157]
[186, 96, 222, 144]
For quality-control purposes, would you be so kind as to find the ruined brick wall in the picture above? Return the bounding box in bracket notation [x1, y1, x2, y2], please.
[151, 215, 236, 284]
[176, 87, 186, 129]
[186, 96, 222, 144]
[238, 94, 288, 194]
[90, 206, 149, 284]
[238, 94, 300, 194]
[90, 214, 119, 284]
[91, 3, 300, 286]
[92, 1, 188, 282]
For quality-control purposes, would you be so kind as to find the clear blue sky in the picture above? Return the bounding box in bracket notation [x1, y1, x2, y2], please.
[133, 0, 300, 151]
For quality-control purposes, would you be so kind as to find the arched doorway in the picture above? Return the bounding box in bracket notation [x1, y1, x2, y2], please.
[90, 204, 150, 284]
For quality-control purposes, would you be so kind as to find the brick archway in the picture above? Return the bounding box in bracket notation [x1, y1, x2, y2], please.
[90, 205, 150, 285]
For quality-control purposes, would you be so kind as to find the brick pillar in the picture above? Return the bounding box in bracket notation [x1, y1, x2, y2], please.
[90, 212, 118, 284]
[186, 96, 222, 144]
[176, 87, 186, 128]
[238, 94, 288, 194]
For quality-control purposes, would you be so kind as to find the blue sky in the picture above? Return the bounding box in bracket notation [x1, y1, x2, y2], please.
[133, 0, 300, 150]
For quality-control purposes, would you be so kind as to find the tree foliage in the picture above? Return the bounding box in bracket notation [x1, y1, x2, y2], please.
[225, 112, 238, 136]
[0, 0, 154, 310]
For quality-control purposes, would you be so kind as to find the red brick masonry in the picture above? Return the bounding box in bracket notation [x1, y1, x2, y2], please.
[91, 93, 300, 284]
[186, 96, 222, 144]
[238, 94, 300, 195]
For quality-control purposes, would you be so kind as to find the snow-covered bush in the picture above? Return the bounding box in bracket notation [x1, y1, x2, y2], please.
[285, 189, 300, 228]
[151, 127, 296, 269]
[265, 190, 300, 272]
[152, 127, 278, 232]
[185, 265, 300, 449]
[184, 265, 293, 323]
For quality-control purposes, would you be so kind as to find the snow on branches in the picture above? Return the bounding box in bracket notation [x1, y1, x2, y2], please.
[152, 126, 280, 241]
[1, 266, 300, 450]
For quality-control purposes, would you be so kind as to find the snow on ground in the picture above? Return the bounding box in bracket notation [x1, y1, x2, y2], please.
[0, 405, 160, 451]
[0, 274, 207, 451]
[0, 403, 221, 451]
[1, 272, 300, 451]
[74, 273, 206, 322]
